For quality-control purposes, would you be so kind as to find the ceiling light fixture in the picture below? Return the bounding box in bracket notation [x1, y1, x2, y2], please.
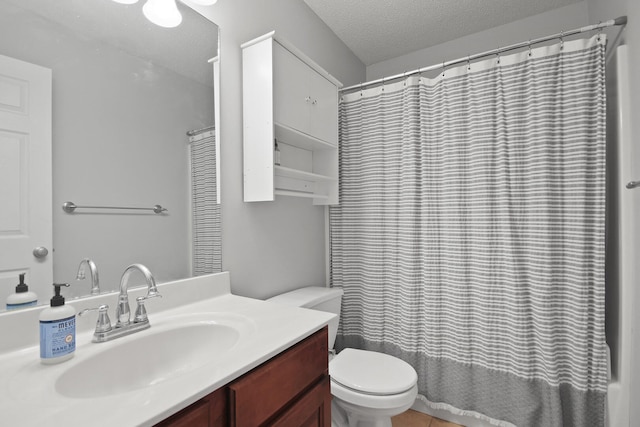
[111, 0, 217, 29]
[142, 0, 183, 28]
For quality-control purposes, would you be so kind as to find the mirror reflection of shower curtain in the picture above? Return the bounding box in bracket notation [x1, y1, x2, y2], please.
[189, 128, 221, 275]
[330, 35, 608, 427]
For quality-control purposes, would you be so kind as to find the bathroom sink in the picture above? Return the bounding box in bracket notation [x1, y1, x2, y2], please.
[55, 314, 249, 398]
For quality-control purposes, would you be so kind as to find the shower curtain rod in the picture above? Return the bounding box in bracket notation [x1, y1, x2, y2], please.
[186, 125, 215, 136]
[340, 16, 627, 93]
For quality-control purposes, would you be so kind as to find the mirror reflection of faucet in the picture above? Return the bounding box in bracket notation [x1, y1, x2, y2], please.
[78, 264, 162, 343]
[76, 258, 100, 296]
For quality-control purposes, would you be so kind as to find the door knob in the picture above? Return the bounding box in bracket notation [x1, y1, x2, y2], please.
[33, 246, 49, 258]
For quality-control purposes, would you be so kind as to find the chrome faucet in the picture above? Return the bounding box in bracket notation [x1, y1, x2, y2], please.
[76, 258, 100, 295]
[79, 263, 161, 343]
[115, 263, 161, 328]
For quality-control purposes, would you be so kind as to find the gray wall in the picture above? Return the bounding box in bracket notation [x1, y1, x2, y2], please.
[366, 2, 589, 80]
[194, 0, 366, 300]
[0, 3, 215, 298]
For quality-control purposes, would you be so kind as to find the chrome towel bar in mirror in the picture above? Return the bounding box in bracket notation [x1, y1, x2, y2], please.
[62, 201, 168, 214]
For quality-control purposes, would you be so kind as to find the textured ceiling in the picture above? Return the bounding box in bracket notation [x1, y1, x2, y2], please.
[1, 0, 218, 87]
[303, 0, 582, 65]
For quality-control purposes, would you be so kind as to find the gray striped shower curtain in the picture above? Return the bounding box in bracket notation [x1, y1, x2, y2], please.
[189, 129, 222, 275]
[330, 35, 607, 426]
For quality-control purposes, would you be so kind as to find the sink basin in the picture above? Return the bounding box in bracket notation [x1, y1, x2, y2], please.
[55, 314, 249, 398]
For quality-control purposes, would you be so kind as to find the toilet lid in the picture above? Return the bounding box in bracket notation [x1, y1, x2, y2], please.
[329, 348, 417, 395]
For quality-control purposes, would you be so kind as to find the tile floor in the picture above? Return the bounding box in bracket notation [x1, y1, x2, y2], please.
[392, 409, 465, 427]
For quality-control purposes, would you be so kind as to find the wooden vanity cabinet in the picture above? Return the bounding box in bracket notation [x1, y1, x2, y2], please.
[156, 327, 330, 427]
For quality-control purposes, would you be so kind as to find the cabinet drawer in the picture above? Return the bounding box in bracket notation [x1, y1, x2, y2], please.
[229, 327, 328, 426]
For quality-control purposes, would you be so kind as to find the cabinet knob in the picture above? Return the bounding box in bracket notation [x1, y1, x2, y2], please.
[305, 96, 311, 103]
[312, 99, 318, 105]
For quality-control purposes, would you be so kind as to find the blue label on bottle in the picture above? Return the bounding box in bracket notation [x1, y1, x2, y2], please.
[40, 315, 75, 359]
[6, 300, 37, 310]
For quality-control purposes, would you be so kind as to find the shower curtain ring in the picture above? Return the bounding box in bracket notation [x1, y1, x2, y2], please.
[528, 40, 532, 57]
[560, 30, 564, 49]
[597, 21, 602, 41]
[442, 60, 445, 77]
[403, 71, 407, 86]
[496, 48, 501, 64]
[360, 82, 363, 97]
[467, 55, 471, 71]
[381, 77, 385, 91]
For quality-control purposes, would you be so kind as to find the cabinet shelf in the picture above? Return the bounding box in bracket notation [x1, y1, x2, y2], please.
[274, 190, 329, 200]
[274, 165, 336, 182]
[275, 123, 336, 151]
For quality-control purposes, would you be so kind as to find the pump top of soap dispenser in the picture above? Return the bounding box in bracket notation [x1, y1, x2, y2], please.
[6, 272, 37, 310]
[15, 273, 28, 293]
[50, 283, 70, 307]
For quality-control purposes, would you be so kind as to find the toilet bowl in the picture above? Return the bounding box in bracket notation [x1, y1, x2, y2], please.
[267, 287, 418, 427]
[330, 348, 418, 427]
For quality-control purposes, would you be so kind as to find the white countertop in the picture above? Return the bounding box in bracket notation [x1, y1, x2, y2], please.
[0, 272, 335, 427]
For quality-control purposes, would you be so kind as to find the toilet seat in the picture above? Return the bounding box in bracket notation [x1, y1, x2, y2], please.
[329, 348, 417, 395]
[331, 377, 418, 411]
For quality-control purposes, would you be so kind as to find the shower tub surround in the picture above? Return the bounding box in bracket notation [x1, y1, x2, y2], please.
[0, 272, 334, 426]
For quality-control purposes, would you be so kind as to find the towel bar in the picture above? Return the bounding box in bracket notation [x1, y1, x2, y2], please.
[62, 201, 167, 214]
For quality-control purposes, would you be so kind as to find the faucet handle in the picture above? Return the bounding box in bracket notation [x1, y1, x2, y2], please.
[134, 294, 161, 324]
[78, 304, 112, 333]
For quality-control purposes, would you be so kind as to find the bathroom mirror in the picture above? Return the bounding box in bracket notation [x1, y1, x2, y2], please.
[0, 0, 220, 306]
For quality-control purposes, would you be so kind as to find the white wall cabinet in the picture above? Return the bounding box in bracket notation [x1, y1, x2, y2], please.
[242, 32, 342, 205]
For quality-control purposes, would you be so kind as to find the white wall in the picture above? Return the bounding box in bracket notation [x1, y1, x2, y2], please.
[366, 2, 589, 81]
[192, 0, 366, 299]
[586, 0, 640, 425]
[585, 2, 637, 426]
[627, 0, 640, 417]
[628, 2, 640, 419]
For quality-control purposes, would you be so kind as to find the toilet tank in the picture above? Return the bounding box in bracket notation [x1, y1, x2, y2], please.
[267, 286, 343, 350]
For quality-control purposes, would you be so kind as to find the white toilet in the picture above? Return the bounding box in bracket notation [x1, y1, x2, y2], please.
[267, 286, 418, 427]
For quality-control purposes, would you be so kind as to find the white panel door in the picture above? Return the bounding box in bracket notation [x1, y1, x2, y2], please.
[0, 54, 52, 307]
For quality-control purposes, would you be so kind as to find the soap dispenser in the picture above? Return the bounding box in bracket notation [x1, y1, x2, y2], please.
[6, 273, 38, 310]
[39, 283, 75, 364]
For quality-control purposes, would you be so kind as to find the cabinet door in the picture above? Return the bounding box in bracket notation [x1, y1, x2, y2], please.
[273, 43, 309, 135]
[270, 376, 331, 427]
[307, 70, 338, 145]
[228, 328, 328, 426]
[155, 387, 227, 427]
[155, 400, 210, 427]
